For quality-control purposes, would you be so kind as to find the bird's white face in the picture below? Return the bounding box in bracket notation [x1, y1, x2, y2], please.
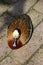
[12, 29, 19, 39]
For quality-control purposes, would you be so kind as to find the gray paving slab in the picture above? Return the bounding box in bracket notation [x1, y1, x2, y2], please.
[34, 0, 43, 13]
[27, 45, 43, 65]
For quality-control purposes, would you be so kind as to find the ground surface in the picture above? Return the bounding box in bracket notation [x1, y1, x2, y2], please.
[0, 0, 43, 65]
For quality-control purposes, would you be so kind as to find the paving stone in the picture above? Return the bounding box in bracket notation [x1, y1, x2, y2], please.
[0, 57, 21, 65]
[0, 14, 8, 32]
[0, 4, 10, 16]
[8, 0, 37, 16]
[27, 45, 43, 65]
[27, 9, 43, 28]
[34, 0, 43, 14]
[9, 20, 43, 64]
[0, 36, 12, 61]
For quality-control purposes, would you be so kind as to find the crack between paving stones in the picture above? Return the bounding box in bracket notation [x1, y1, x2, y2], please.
[21, 44, 43, 65]
[34, 19, 43, 30]
[0, 51, 12, 62]
[32, 8, 43, 15]
[9, 55, 22, 65]
[26, 0, 40, 14]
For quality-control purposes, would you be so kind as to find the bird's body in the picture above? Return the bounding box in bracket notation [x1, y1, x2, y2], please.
[7, 14, 33, 49]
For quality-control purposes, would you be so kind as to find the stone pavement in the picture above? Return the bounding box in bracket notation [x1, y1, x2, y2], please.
[0, 0, 43, 65]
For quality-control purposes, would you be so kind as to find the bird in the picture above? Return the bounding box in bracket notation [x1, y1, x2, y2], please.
[7, 14, 33, 50]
